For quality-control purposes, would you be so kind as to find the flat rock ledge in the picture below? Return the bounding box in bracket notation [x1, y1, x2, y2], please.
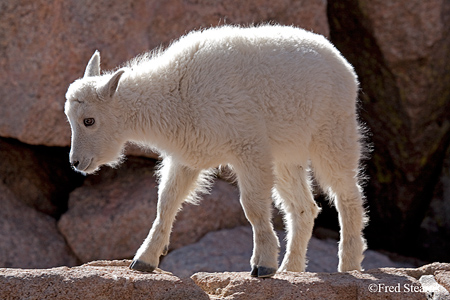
[1, 260, 450, 300]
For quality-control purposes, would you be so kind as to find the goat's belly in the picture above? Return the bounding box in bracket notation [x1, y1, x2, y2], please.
[271, 141, 310, 165]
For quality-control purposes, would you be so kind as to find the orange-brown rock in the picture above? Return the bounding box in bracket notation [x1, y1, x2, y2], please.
[0, 183, 78, 269]
[192, 263, 450, 299]
[1, 261, 449, 300]
[0, 260, 208, 300]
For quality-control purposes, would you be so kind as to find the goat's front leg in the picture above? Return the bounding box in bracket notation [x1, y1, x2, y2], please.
[130, 158, 201, 272]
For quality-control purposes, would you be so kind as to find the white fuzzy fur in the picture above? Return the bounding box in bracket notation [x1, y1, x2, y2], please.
[65, 25, 367, 275]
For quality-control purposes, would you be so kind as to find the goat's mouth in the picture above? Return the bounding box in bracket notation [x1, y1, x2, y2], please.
[73, 158, 95, 174]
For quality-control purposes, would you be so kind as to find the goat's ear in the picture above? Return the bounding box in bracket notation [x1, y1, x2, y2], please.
[84, 50, 101, 77]
[97, 69, 125, 100]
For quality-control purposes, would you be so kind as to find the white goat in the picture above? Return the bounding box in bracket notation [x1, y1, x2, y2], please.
[65, 25, 367, 277]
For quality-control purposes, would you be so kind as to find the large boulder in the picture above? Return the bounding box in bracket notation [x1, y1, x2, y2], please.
[0, 0, 151, 146]
[327, 0, 450, 260]
[0, 183, 78, 268]
[58, 157, 158, 263]
[58, 157, 247, 263]
[0, 0, 328, 147]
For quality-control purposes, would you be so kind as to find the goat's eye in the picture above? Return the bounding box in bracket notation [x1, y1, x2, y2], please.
[83, 118, 95, 127]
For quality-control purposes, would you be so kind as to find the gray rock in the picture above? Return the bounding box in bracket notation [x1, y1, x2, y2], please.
[160, 226, 415, 277]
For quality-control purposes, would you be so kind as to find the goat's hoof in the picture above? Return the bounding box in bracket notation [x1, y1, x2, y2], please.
[250, 265, 276, 278]
[162, 245, 169, 256]
[129, 260, 156, 273]
[251, 265, 259, 277]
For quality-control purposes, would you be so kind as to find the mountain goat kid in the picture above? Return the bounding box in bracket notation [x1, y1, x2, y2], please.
[65, 25, 367, 278]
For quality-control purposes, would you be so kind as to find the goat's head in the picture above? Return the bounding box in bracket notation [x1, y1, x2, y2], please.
[64, 51, 127, 174]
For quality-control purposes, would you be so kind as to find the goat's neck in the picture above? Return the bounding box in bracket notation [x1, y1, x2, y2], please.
[118, 69, 187, 151]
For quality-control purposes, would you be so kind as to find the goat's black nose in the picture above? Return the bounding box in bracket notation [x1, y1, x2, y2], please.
[71, 161, 80, 168]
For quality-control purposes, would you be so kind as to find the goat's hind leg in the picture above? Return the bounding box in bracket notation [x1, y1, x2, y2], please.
[334, 182, 367, 272]
[130, 158, 202, 272]
[274, 163, 320, 272]
[234, 158, 280, 278]
[311, 139, 367, 271]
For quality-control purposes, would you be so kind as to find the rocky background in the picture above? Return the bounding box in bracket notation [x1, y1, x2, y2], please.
[1, 0, 450, 274]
